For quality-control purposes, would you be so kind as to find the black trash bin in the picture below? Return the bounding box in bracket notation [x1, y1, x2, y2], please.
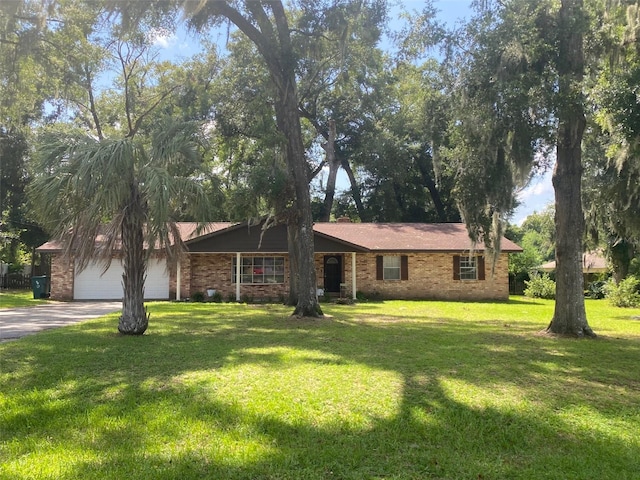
[31, 275, 48, 299]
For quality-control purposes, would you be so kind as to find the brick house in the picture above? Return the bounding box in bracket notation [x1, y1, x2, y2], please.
[38, 221, 521, 302]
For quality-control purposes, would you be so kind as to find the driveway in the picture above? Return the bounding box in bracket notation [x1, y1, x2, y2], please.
[0, 302, 121, 342]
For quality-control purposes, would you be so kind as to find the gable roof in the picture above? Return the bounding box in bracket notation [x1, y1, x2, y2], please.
[37, 221, 522, 254]
[313, 222, 522, 252]
[36, 222, 234, 253]
[538, 250, 608, 273]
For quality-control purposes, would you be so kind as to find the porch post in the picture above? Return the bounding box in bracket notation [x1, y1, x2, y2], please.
[236, 252, 241, 301]
[352, 252, 357, 299]
[176, 260, 181, 301]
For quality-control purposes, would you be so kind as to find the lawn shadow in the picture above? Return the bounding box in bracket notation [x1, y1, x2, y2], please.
[2, 302, 640, 479]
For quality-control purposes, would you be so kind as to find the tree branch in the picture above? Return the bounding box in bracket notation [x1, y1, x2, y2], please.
[129, 85, 181, 138]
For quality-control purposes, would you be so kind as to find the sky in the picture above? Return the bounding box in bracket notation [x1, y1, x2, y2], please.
[151, 0, 554, 225]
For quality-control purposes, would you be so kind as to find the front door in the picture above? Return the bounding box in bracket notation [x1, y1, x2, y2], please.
[324, 255, 342, 293]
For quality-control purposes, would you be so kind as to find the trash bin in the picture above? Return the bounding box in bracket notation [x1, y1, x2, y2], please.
[31, 275, 48, 299]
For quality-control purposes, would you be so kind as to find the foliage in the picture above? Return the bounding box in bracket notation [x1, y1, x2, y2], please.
[604, 277, 640, 308]
[19, 6, 222, 334]
[586, 280, 607, 299]
[239, 293, 254, 304]
[445, 0, 602, 336]
[209, 290, 223, 303]
[190, 291, 205, 302]
[507, 208, 555, 279]
[443, 0, 556, 251]
[0, 129, 49, 266]
[524, 273, 556, 300]
[355, 290, 384, 302]
[1, 299, 640, 479]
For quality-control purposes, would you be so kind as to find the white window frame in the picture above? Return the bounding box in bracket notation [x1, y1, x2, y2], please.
[383, 256, 401, 281]
[232, 256, 285, 284]
[459, 255, 478, 280]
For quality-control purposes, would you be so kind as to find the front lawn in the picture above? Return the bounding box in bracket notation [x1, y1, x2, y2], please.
[1, 298, 639, 479]
[0, 289, 49, 308]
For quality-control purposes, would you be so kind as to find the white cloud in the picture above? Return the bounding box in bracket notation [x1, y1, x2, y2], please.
[517, 169, 554, 201]
[512, 169, 554, 225]
[150, 31, 177, 49]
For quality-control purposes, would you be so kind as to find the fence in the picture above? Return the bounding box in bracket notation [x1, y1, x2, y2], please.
[0, 274, 32, 289]
[509, 276, 526, 295]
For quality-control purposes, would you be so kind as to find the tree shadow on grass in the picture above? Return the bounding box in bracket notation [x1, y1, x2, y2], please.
[1, 304, 640, 479]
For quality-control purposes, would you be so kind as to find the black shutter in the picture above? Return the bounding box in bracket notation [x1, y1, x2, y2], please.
[478, 256, 486, 280]
[376, 256, 383, 280]
[401, 255, 408, 280]
[453, 255, 460, 280]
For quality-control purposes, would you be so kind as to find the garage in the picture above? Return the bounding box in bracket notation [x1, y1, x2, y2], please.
[73, 258, 170, 300]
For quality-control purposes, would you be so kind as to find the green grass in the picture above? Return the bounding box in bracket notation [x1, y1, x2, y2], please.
[1, 297, 640, 479]
[0, 289, 49, 308]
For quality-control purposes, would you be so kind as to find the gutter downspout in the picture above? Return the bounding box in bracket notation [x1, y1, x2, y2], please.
[352, 252, 357, 299]
[176, 260, 181, 301]
[236, 252, 241, 301]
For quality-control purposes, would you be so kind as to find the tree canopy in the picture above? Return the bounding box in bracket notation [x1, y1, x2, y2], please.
[4, 0, 640, 331]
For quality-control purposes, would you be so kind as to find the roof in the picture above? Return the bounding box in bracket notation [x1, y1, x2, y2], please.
[538, 251, 608, 273]
[37, 221, 522, 254]
[36, 222, 234, 253]
[313, 222, 522, 252]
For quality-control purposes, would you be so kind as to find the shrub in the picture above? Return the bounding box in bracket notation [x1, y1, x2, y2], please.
[524, 273, 556, 299]
[604, 277, 640, 308]
[210, 291, 223, 303]
[190, 291, 205, 302]
[355, 290, 383, 302]
[586, 280, 607, 299]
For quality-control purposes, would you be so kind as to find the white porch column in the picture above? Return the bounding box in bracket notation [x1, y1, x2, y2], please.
[352, 252, 357, 299]
[176, 260, 181, 301]
[236, 252, 241, 301]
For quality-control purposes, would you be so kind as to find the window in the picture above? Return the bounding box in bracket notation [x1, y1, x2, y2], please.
[376, 255, 408, 281]
[383, 256, 401, 280]
[453, 255, 485, 281]
[459, 255, 477, 280]
[232, 256, 285, 284]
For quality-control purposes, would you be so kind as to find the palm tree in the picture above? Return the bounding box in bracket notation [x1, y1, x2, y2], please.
[30, 120, 213, 334]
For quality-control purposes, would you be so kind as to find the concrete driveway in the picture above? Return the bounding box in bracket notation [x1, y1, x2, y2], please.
[0, 302, 121, 342]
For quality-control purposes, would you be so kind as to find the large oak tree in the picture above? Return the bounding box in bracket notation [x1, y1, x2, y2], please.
[445, 0, 598, 336]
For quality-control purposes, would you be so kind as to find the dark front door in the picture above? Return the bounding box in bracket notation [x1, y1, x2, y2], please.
[324, 255, 342, 293]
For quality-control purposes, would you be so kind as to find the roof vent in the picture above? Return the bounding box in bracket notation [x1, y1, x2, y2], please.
[336, 217, 352, 223]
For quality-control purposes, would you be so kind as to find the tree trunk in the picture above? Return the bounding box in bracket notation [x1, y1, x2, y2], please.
[416, 154, 447, 222]
[275, 87, 322, 317]
[547, 0, 595, 337]
[118, 185, 149, 334]
[319, 119, 339, 222]
[610, 240, 632, 284]
[216, 1, 321, 317]
[341, 157, 368, 221]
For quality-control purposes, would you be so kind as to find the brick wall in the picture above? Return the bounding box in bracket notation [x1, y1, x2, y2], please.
[186, 253, 289, 301]
[49, 254, 74, 301]
[341, 252, 509, 301]
[182, 251, 510, 302]
[52, 250, 510, 302]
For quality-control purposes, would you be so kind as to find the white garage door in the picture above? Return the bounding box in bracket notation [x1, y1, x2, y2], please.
[74, 259, 169, 300]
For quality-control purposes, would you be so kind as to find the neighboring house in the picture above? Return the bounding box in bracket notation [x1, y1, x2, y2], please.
[538, 250, 608, 274]
[538, 250, 608, 285]
[37, 221, 522, 302]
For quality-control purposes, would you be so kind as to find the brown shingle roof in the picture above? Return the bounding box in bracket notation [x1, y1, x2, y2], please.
[37, 221, 522, 253]
[36, 222, 234, 252]
[539, 250, 607, 273]
[313, 222, 522, 252]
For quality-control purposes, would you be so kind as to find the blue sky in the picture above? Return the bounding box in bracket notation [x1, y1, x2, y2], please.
[151, 1, 554, 225]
